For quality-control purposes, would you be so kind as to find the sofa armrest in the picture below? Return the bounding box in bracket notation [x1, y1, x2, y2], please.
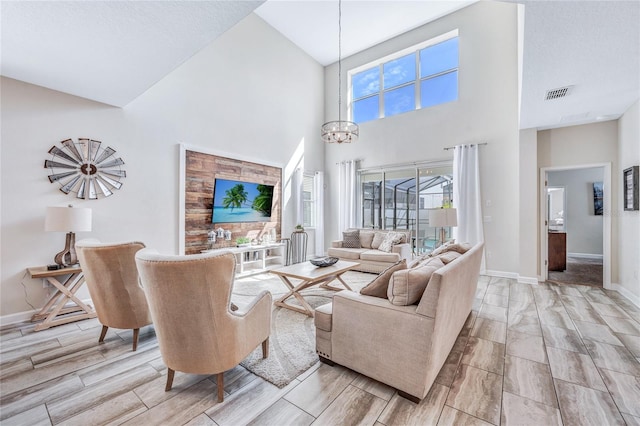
[331, 240, 343, 248]
[392, 243, 411, 261]
[329, 290, 435, 398]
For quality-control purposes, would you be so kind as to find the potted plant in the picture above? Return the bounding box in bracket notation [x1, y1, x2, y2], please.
[236, 237, 251, 247]
[294, 224, 305, 232]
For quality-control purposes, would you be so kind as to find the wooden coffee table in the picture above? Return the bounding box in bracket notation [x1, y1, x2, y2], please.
[270, 260, 359, 317]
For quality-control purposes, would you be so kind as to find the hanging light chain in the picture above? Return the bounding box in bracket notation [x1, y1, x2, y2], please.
[338, 0, 342, 123]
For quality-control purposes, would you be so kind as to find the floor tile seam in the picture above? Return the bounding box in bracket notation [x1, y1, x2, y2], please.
[48, 385, 148, 425]
[527, 292, 562, 412]
[595, 368, 640, 419]
[312, 383, 364, 423]
[441, 403, 498, 426]
[133, 373, 212, 410]
[282, 371, 354, 420]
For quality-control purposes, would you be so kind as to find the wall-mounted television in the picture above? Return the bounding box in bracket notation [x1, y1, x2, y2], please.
[212, 178, 274, 223]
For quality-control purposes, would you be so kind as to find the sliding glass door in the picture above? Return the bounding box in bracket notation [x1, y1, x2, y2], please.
[359, 163, 452, 254]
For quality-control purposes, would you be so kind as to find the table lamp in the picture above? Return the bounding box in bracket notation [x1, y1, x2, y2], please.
[45, 205, 92, 267]
[429, 208, 457, 247]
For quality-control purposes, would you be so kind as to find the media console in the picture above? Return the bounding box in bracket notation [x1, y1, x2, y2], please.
[202, 242, 286, 277]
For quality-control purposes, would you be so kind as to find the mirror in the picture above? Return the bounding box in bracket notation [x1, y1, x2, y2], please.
[547, 186, 565, 232]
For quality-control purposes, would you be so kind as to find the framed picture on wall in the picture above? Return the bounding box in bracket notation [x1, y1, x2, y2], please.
[623, 166, 639, 211]
[593, 182, 603, 215]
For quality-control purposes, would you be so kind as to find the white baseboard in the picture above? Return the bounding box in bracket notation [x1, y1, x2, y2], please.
[611, 283, 640, 309]
[0, 298, 94, 327]
[484, 270, 540, 285]
[484, 270, 518, 279]
[567, 252, 603, 260]
[517, 276, 540, 285]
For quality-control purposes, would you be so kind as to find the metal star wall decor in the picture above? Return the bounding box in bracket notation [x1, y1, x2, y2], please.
[44, 138, 126, 199]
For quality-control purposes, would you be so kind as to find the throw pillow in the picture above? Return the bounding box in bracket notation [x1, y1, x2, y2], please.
[378, 232, 405, 253]
[388, 258, 444, 306]
[342, 230, 361, 248]
[359, 231, 375, 249]
[360, 259, 407, 298]
[371, 232, 386, 249]
[437, 251, 462, 264]
[430, 241, 471, 257]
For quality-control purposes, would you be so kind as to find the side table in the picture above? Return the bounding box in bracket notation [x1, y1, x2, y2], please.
[27, 265, 97, 331]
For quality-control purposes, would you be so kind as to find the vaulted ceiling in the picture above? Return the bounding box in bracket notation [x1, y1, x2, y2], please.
[2, 0, 638, 130]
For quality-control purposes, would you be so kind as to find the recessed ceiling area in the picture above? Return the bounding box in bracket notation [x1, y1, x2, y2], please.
[1, 0, 638, 130]
[0, 1, 264, 107]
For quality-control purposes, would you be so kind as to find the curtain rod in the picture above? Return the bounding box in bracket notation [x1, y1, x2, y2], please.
[443, 142, 488, 151]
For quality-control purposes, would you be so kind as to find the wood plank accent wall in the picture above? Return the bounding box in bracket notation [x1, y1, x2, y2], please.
[185, 150, 282, 255]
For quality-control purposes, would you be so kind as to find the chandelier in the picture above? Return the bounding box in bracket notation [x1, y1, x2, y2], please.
[321, 0, 359, 144]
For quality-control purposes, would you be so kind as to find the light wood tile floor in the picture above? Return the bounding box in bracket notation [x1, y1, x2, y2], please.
[1, 276, 639, 425]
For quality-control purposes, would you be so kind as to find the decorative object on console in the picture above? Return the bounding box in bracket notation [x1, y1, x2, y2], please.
[428, 207, 457, 248]
[290, 230, 308, 264]
[44, 138, 126, 199]
[310, 257, 339, 267]
[236, 237, 251, 247]
[623, 165, 639, 211]
[207, 227, 216, 248]
[320, 0, 359, 144]
[45, 205, 92, 267]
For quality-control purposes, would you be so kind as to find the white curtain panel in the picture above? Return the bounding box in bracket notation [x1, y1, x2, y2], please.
[337, 160, 357, 238]
[292, 167, 304, 227]
[453, 144, 484, 246]
[314, 171, 325, 255]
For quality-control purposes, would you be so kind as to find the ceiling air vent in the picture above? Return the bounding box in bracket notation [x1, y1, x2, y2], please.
[545, 86, 574, 100]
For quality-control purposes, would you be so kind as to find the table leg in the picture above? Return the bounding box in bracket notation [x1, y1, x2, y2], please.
[274, 276, 315, 317]
[32, 272, 96, 331]
[318, 272, 352, 291]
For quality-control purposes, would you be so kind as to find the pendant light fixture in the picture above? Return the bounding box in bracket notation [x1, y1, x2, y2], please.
[321, 0, 359, 144]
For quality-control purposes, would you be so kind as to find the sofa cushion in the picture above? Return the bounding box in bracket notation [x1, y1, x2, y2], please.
[360, 260, 407, 298]
[437, 251, 462, 265]
[360, 250, 401, 263]
[327, 247, 367, 260]
[387, 258, 444, 306]
[378, 232, 406, 253]
[371, 232, 386, 249]
[314, 302, 333, 332]
[359, 231, 375, 249]
[342, 230, 361, 248]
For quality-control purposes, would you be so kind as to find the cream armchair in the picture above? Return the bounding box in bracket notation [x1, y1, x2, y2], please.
[75, 240, 152, 351]
[135, 249, 271, 403]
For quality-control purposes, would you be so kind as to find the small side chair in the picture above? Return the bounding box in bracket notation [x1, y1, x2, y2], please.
[135, 249, 271, 403]
[76, 239, 152, 351]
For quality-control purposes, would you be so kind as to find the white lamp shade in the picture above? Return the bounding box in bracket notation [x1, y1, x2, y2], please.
[429, 208, 458, 228]
[45, 206, 92, 232]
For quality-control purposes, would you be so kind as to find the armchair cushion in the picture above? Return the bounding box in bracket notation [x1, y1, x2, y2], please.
[360, 259, 407, 298]
[388, 258, 444, 306]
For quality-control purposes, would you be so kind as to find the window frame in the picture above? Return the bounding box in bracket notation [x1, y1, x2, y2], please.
[349, 29, 459, 123]
[302, 173, 316, 228]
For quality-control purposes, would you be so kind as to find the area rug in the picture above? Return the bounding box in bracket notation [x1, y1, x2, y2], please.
[235, 271, 373, 388]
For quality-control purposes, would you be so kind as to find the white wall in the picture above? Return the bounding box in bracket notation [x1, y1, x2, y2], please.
[519, 128, 538, 281]
[548, 168, 604, 255]
[537, 120, 619, 282]
[0, 13, 325, 319]
[324, 1, 521, 275]
[617, 100, 640, 303]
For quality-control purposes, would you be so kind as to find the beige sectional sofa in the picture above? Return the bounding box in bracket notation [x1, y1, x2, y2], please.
[327, 228, 412, 273]
[315, 241, 484, 402]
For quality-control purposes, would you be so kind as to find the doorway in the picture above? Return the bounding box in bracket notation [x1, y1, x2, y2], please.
[540, 164, 611, 289]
